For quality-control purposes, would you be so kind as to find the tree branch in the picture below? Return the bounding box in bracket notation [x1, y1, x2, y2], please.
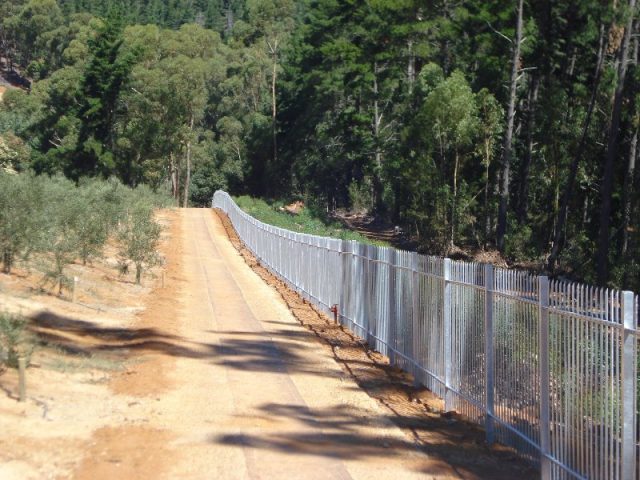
[486, 21, 512, 44]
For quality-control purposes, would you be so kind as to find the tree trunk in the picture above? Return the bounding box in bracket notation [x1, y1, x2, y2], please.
[621, 128, 637, 256]
[621, 21, 639, 257]
[451, 149, 459, 249]
[183, 114, 194, 208]
[225, 1, 234, 34]
[441, 0, 452, 74]
[170, 153, 178, 201]
[517, 74, 540, 223]
[57, 257, 64, 295]
[2, 249, 11, 274]
[271, 60, 277, 164]
[372, 61, 384, 212]
[484, 138, 492, 246]
[583, 193, 590, 227]
[496, 0, 524, 252]
[596, 0, 636, 285]
[547, 21, 609, 271]
[407, 40, 415, 93]
[269, 39, 279, 171]
[136, 264, 142, 284]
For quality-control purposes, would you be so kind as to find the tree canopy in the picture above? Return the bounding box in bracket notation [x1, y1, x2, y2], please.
[1, 0, 639, 291]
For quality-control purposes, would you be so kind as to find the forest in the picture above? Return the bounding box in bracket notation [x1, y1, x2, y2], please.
[0, 0, 638, 291]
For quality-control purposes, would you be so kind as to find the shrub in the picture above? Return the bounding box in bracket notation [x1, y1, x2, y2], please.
[504, 222, 536, 263]
[0, 312, 33, 368]
[38, 175, 83, 294]
[0, 172, 42, 273]
[0, 172, 170, 286]
[116, 204, 161, 284]
[348, 178, 373, 214]
[74, 178, 123, 265]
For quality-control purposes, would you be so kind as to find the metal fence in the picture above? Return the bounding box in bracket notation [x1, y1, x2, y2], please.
[213, 190, 639, 480]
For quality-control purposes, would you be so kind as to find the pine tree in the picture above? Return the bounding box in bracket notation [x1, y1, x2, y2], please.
[69, 12, 135, 179]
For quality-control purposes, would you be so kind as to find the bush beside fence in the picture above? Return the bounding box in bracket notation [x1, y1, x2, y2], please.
[213, 190, 639, 480]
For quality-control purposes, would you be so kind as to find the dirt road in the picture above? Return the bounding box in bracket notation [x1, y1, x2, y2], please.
[0, 209, 533, 479]
[105, 207, 438, 479]
[81, 208, 535, 479]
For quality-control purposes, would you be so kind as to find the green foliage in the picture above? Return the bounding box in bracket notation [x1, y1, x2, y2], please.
[70, 14, 136, 179]
[2, 0, 65, 73]
[392, 66, 485, 251]
[234, 196, 387, 245]
[0, 312, 34, 369]
[348, 179, 373, 214]
[0, 172, 42, 273]
[0, 171, 169, 293]
[116, 203, 161, 284]
[0, 132, 30, 171]
[1, 0, 640, 291]
[75, 178, 123, 264]
[39, 174, 84, 294]
[56, 0, 246, 33]
[504, 222, 536, 263]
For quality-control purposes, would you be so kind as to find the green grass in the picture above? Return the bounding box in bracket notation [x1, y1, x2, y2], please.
[43, 346, 127, 374]
[233, 196, 387, 246]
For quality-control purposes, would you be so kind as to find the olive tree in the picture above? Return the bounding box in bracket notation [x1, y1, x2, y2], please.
[0, 172, 42, 274]
[75, 177, 127, 265]
[39, 175, 84, 294]
[116, 203, 161, 284]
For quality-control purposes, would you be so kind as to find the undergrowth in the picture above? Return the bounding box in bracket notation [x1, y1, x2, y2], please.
[233, 196, 387, 246]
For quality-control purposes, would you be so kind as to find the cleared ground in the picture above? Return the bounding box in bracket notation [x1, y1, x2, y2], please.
[0, 208, 535, 479]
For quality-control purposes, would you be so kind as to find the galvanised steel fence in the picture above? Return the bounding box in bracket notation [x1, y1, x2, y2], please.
[213, 191, 639, 480]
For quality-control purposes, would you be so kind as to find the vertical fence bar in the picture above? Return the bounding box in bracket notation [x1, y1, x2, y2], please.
[339, 239, 348, 325]
[484, 264, 495, 444]
[622, 291, 637, 480]
[388, 248, 397, 366]
[539, 276, 551, 480]
[444, 258, 453, 411]
[412, 252, 421, 386]
[363, 245, 373, 345]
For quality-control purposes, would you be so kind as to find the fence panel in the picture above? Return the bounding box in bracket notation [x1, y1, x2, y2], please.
[493, 268, 541, 461]
[213, 191, 639, 480]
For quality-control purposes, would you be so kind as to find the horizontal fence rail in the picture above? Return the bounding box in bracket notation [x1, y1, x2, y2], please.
[213, 191, 639, 480]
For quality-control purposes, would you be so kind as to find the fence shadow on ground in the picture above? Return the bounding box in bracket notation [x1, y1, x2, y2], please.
[28, 311, 342, 379]
[211, 402, 536, 479]
[30, 310, 216, 359]
[207, 333, 334, 376]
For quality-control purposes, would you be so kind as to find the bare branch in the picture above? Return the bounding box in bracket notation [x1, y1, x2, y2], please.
[486, 21, 512, 44]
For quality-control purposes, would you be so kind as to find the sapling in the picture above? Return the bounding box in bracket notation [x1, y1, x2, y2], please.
[116, 204, 161, 284]
[0, 312, 33, 369]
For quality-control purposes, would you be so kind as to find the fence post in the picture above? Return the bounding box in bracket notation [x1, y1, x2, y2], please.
[71, 276, 78, 303]
[388, 248, 397, 366]
[621, 291, 637, 480]
[443, 258, 453, 411]
[18, 357, 26, 402]
[362, 244, 372, 344]
[338, 240, 349, 326]
[539, 276, 551, 480]
[484, 264, 495, 444]
[412, 252, 421, 386]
